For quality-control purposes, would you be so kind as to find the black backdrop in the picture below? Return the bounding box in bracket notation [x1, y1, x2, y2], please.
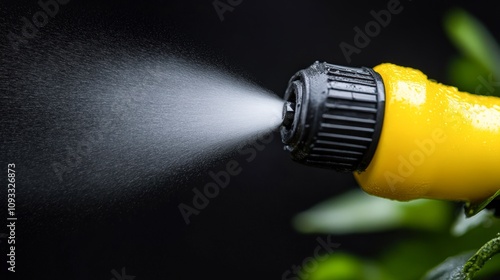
[1, 0, 499, 279]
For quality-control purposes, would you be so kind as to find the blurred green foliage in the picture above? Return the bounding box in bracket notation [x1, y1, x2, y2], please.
[293, 190, 453, 234]
[293, 189, 500, 280]
[445, 8, 500, 97]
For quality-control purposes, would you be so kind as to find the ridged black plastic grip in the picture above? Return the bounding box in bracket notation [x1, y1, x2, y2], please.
[281, 62, 385, 172]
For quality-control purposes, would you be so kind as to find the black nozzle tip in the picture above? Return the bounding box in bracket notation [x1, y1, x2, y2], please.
[280, 62, 386, 172]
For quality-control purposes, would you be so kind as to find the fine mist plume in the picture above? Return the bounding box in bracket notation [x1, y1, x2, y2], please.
[0, 33, 283, 218]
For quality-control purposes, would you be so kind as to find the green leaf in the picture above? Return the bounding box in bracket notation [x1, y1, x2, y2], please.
[444, 8, 500, 80]
[464, 189, 500, 218]
[292, 189, 452, 234]
[452, 209, 497, 237]
[463, 234, 500, 279]
[305, 253, 395, 280]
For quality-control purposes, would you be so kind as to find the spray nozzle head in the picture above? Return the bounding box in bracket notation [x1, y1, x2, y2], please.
[280, 62, 386, 172]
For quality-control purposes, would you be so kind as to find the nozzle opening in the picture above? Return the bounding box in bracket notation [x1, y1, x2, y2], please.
[282, 99, 296, 129]
[280, 62, 386, 172]
[280, 76, 304, 145]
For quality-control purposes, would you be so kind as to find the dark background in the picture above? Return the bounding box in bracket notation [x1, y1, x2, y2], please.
[1, 0, 499, 279]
